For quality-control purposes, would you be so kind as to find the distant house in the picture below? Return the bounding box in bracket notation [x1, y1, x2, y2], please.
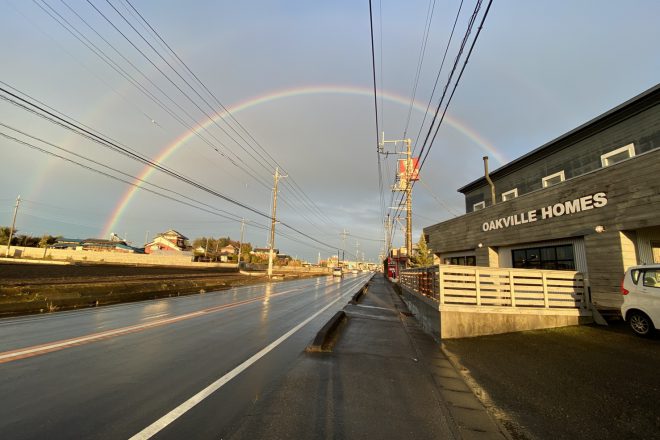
[144, 230, 190, 254]
[251, 247, 279, 256]
[220, 244, 237, 255]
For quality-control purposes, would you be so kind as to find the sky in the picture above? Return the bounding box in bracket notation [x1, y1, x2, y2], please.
[1, 0, 658, 263]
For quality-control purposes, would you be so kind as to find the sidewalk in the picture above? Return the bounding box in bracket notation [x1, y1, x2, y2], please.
[227, 276, 508, 440]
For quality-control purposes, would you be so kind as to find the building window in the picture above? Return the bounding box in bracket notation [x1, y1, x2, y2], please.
[601, 143, 635, 167]
[501, 188, 518, 201]
[652, 241, 660, 264]
[542, 170, 565, 188]
[512, 244, 575, 270]
[444, 255, 476, 266]
[473, 201, 486, 211]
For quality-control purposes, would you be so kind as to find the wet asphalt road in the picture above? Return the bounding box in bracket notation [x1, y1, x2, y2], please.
[443, 322, 660, 440]
[0, 274, 370, 439]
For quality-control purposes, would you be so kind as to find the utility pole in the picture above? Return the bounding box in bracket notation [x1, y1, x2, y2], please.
[340, 229, 349, 266]
[144, 230, 150, 246]
[237, 218, 245, 267]
[5, 195, 20, 257]
[268, 167, 286, 278]
[379, 134, 415, 260]
[355, 240, 360, 266]
[405, 137, 413, 259]
[384, 214, 392, 258]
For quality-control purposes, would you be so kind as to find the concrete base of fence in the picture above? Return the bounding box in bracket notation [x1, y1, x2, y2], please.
[399, 285, 594, 340]
[440, 306, 593, 339]
[400, 286, 441, 342]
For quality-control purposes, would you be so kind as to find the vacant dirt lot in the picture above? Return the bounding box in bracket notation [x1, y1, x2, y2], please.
[0, 262, 235, 284]
[0, 262, 274, 316]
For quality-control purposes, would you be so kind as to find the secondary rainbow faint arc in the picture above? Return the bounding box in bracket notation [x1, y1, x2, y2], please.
[101, 85, 505, 237]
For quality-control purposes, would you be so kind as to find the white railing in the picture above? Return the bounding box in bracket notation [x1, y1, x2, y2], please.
[401, 265, 587, 310]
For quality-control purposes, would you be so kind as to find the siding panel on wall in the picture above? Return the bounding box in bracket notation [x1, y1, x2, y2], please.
[463, 102, 660, 212]
[425, 148, 660, 310]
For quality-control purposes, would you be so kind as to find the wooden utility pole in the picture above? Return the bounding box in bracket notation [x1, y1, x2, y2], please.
[5, 195, 20, 257]
[268, 168, 285, 278]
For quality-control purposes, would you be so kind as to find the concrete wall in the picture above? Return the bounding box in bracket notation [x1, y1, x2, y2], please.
[6, 246, 332, 273]
[7, 246, 236, 268]
[400, 286, 440, 341]
[440, 308, 592, 339]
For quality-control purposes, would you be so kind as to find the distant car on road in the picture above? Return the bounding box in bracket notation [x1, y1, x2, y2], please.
[351, 269, 358, 274]
[621, 264, 660, 337]
[332, 267, 343, 277]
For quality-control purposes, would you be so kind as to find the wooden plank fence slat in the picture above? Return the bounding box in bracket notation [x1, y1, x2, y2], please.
[402, 264, 584, 312]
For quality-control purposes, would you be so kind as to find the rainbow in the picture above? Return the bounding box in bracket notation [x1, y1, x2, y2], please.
[101, 85, 504, 237]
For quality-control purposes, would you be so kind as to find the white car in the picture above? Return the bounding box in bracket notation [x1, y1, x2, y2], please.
[621, 264, 660, 337]
[332, 267, 343, 277]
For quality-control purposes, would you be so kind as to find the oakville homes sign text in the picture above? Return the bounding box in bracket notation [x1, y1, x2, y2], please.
[482, 192, 608, 232]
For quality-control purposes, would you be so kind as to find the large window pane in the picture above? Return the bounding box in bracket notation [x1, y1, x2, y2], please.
[541, 247, 556, 261]
[513, 250, 526, 267]
[526, 249, 540, 264]
[556, 245, 574, 260]
[511, 245, 576, 271]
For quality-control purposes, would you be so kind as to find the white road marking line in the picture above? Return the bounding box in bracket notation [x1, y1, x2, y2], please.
[0, 287, 307, 363]
[141, 313, 169, 321]
[129, 279, 365, 440]
[353, 304, 391, 311]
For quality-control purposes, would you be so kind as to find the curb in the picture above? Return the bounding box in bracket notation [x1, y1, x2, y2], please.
[440, 344, 516, 440]
[349, 283, 369, 304]
[306, 310, 347, 352]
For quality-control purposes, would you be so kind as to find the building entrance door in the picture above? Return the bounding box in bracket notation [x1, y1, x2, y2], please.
[652, 241, 660, 263]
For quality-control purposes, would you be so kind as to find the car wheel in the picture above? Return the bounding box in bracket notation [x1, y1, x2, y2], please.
[628, 311, 654, 337]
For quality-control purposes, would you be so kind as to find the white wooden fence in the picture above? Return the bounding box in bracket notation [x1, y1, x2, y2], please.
[401, 265, 587, 310]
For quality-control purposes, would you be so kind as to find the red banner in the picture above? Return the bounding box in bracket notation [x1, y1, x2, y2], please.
[398, 158, 420, 181]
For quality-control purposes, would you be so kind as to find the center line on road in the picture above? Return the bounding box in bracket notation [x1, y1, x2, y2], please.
[129, 277, 368, 440]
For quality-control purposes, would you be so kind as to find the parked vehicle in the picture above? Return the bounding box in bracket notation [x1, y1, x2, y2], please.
[621, 264, 660, 337]
[332, 267, 343, 277]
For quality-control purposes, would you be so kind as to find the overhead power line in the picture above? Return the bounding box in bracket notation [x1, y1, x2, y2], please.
[106, 0, 339, 232]
[0, 86, 340, 252]
[387, 0, 492, 247]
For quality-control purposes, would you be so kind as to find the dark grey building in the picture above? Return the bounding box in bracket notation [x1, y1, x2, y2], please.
[424, 84, 660, 310]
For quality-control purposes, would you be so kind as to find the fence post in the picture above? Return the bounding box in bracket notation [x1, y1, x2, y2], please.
[475, 268, 481, 306]
[439, 266, 445, 305]
[509, 270, 516, 307]
[542, 272, 549, 308]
